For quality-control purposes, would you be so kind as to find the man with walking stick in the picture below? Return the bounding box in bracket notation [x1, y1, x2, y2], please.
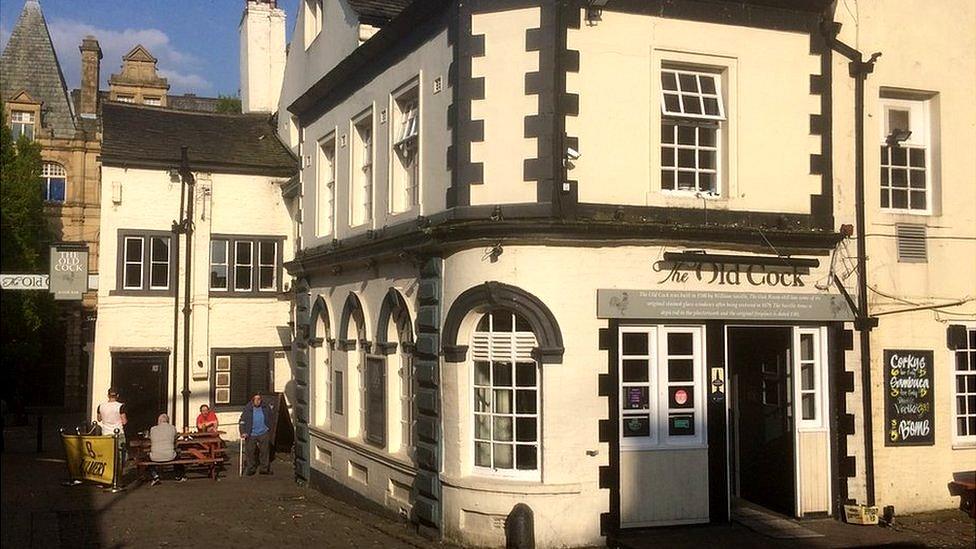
[238, 394, 272, 476]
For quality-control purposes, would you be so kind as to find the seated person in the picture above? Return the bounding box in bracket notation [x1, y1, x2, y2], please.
[149, 413, 184, 486]
[196, 404, 219, 433]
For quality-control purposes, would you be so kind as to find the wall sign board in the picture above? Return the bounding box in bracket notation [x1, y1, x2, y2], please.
[597, 289, 854, 321]
[884, 349, 935, 446]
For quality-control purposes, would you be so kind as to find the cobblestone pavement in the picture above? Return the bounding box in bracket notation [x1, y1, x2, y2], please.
[2, 421, 449, 548]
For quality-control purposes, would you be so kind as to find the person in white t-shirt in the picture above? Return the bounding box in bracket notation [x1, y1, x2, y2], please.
[97, 388, 127, 437]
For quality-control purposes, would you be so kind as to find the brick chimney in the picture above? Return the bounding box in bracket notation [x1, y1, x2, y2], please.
[79, 35, 102, 118]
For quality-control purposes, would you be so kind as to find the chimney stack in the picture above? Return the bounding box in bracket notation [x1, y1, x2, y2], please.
[79, 35, 102, 118]
[240, 0, 286, 113]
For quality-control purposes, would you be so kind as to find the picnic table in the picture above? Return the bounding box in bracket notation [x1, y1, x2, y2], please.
[129, 430, 228, 480]
[948, 478, 976, 518]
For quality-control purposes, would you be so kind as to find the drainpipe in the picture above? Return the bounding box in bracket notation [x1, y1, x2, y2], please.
[823, 22, 881, 506]
[171, 169, 186, 422]
[178, 147, 196, 431]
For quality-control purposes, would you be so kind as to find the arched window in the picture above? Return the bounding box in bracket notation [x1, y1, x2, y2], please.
[309, 296, 332, 429]
[377, 288, 414, 456]
[472, 309, 540, 476]
[42, 162, 66, 203]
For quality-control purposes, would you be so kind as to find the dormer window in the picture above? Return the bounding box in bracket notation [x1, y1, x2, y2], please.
[10, 110, 35, 140]
[660, 68, 726, 195]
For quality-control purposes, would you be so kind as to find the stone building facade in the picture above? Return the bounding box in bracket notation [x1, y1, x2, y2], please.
[1, 0, 101, 409]
[272, 1, 974, 547]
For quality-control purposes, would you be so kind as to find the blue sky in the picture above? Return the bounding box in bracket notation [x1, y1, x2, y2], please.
[0, 0, 300, 97]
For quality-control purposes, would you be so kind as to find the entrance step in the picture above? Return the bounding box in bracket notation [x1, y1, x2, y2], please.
[733, 503, 824, 539]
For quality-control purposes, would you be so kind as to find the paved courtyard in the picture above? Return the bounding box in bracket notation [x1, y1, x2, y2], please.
[2, 416, 973, 548]
[1, 419, 446, 548]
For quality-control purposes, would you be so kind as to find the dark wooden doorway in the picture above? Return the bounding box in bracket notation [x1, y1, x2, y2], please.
[111, 353, 169, 436]
[729, 327, 795, 516]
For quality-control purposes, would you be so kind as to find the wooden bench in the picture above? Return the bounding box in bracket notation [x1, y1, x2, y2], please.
[135, 457, 224, 480]
[948, 479, 976, 519]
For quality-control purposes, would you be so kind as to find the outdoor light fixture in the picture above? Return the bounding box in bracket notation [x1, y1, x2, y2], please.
[885, 129, 912, 147]
[586, 0, 609, 23]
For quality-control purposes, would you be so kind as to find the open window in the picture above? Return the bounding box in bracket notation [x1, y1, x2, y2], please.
[660, 68, 725, 195]
[391, 85, 419, 214]
[879, 95, 933, 213]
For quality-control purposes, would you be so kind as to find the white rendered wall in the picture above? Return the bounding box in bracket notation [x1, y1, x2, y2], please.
[91, 166, 294, 436]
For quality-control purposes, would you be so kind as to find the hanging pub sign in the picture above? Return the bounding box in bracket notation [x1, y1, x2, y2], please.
[49, 243, 89, 301]
[884, 349, 935, 446]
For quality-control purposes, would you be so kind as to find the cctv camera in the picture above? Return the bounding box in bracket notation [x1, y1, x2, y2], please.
[566, 147, 581, 160]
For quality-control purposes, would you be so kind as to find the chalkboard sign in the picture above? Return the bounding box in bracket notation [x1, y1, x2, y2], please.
[365, 357, 386, 447]
[884, 350, 934, 446]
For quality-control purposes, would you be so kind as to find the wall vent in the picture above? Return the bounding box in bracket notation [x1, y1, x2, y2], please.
[896, 224, 927, 263]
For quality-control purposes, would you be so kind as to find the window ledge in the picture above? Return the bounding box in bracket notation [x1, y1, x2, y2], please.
[441, 474, 584, 496]
[951, 443, 976, 450]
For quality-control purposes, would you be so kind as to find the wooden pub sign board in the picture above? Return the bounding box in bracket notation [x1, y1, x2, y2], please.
[884, 349, 935, 446]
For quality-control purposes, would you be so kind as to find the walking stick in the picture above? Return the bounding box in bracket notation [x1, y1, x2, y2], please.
[239, 436, 244, 477]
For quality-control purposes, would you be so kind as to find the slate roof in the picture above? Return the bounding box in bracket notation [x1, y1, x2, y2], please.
[348, 0, 412, 26]
[101, 102, 296, 177]
[0, 0, 77, 137]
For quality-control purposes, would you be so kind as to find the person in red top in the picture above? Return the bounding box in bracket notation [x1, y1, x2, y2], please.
[196, 404, 219, 432]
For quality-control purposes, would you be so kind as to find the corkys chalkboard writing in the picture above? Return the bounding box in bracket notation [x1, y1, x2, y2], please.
[884, 350, 934, 446]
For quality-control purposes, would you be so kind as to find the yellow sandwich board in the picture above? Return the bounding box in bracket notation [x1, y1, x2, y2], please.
[62, 433, 117, 485]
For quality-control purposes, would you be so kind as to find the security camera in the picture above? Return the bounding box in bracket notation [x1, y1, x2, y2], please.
[566, 147, 581, 160]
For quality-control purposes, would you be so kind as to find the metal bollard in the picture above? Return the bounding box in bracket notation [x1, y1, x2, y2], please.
[104, 428, 126, 493]
[505, 503, 535, 549]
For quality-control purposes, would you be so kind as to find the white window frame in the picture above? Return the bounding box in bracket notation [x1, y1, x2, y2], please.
[317, 135, 336, 237]
[398, 350, 413, 456]
[391, 86, 420, 214]
[619, 325, 706, 450]
[879, 96, 932, 215]
[350, 114, 373, 227]
[303, 0, 323, 50]
[10, 110, 35, 140]
[234, 241, 253, 291]
[144, 96, 161, 106]
[116, 94, 134, 104]
[794, 327, 826, 430]
[471, 311, 541, 480]
[41, 162, 67, 203]
[659, 66, 725, 196]
[258, 240, 277, 291]
[951, 324, 976, 445]
[148, 236, 171, 290]
[210, 239, 229, 291]
[122, 236, 144, 290]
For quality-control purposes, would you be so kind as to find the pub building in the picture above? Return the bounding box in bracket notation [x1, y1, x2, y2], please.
[270, 0, 973, 547]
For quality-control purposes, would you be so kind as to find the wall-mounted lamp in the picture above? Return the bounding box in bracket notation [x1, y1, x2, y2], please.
[586, 0, 608, 24]
[885, 129, 912, 147]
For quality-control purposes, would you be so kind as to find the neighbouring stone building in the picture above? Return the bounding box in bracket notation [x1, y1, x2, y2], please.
[268, 0, 974, 547]
[1, 0, 101, 409]
[1, 0, 237, 412]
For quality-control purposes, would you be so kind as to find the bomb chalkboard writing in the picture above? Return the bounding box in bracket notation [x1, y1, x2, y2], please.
[884, 350, 935, 446]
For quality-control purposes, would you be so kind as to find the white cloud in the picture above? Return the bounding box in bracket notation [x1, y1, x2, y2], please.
[47, 18, 213, 94]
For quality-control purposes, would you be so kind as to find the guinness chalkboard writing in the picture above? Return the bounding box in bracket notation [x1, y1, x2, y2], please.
[884, 350, 934, 446]
[365, 357, 386, 447]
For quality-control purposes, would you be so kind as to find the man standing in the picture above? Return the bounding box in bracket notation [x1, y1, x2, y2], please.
[97, 388, 127, 437]
[239, 394, 272, 475]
